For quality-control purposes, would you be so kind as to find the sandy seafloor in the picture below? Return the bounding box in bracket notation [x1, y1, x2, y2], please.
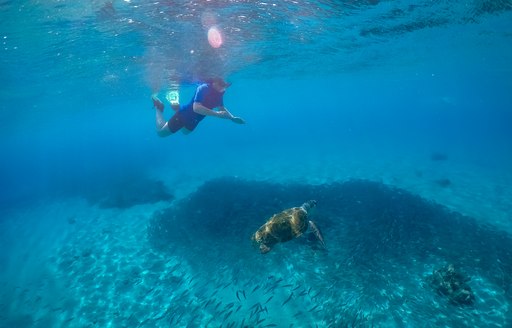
[1, 145, 511, 328]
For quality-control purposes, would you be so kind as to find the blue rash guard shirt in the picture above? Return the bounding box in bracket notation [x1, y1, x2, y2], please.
[181, 83, 225, 122]
[167, 83, 225, 133]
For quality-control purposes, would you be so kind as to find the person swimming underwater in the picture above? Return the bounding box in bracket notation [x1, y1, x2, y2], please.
[151, 78, 245, 137]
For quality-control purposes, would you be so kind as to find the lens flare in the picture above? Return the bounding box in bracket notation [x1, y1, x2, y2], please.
[207, 26, 223, 48]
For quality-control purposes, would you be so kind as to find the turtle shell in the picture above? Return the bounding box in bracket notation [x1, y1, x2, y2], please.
[252, 206, 309, 253]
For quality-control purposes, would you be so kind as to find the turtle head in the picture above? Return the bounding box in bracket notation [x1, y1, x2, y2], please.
[252, 225, 278, 254]
[259, 244, 271, 254]
[251, 237, 272, 254]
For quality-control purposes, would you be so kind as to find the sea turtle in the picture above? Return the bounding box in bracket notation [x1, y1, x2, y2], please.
[251, 200, 326, 254]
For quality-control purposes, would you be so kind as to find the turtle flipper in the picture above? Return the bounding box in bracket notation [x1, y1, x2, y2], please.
[308, 220, 326, 249]
[301, 200, 317, 212]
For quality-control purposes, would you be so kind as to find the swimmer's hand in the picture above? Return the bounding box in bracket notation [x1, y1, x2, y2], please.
[217, 109, 245, 124]
[231, 117, 245, 124]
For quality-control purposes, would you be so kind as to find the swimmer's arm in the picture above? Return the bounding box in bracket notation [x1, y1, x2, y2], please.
[218, 106, 233, 116]
[193, 102, 233, 119]
[192, 102, 233, 119]
[193, 103, 245, 124]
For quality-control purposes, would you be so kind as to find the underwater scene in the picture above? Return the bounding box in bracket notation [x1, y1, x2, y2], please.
[1, 1, 512, 327]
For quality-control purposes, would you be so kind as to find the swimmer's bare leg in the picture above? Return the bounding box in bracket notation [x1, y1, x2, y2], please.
[152, 95, 173, 137]
[156, 111, 172, 137]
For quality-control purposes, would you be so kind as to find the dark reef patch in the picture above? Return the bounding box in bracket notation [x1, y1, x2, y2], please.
[359, 2, 512, 39]
[148, 177, 512, 326]
[471, 0, 512, 16]
[431, 152, 449, 161]
[148, 177, 512, 283]
[435, 178, 452, 188]
[63, 173, 174, 209]
[92, 176, 173, 209]
[360, 18, 449, 37]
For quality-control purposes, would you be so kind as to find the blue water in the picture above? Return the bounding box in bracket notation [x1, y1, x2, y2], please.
[1, 1, 512, 327]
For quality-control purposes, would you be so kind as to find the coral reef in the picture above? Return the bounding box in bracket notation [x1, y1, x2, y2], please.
[146, 177, 512, 326]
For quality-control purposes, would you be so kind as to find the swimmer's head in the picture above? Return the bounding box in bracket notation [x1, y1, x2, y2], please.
[209, 78, 231, 91]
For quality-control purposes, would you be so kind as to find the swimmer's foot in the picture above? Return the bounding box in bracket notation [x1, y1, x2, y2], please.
[166, 90, 180, 112]
[152, 95, 164, 112]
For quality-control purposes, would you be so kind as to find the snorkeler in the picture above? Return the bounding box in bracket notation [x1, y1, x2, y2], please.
[151, 78, 245, 137]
